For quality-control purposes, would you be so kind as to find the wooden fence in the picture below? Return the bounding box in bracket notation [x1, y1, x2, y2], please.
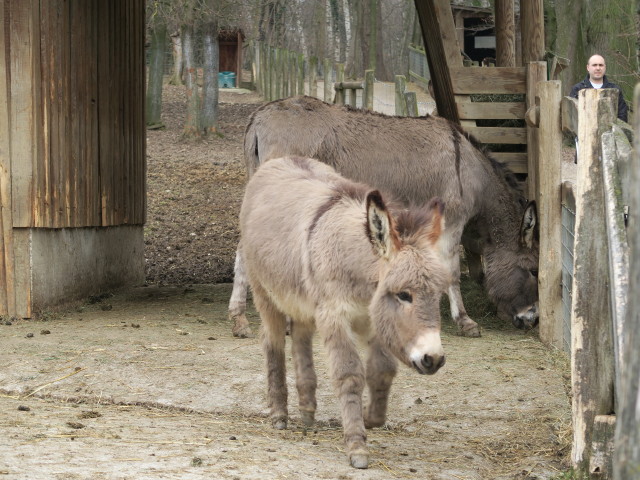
[533, 83, 639, 478]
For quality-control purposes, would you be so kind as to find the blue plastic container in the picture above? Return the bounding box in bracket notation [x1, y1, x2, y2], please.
[218, 71, 236, 88]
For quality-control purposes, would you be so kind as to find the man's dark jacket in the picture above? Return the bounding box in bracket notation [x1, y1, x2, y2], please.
[569, 74, 628, 122]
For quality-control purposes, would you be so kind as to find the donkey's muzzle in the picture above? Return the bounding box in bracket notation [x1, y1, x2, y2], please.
[414, 354, 446, 375]
[512, 303, 539, 330]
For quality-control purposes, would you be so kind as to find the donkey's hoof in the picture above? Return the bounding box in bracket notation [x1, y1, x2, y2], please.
[231, 318, 253, 338]
[272, 418, 288, 430]
[459, 322, 481, 338]
[349, 453, 369, 469]
[300, 410, 315, 427]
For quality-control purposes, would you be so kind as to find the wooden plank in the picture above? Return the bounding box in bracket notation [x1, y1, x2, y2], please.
[464, 127, 527, 144]
[413, 0, 460, 123]
[561, 96, 579, 136]
[0, 1, 16, 315]
[98, 0, 112, 225]
[571, 88, 617, 476]
[8, 0, 36, 228]
[495, 0, 515, 67]
[137, 0, 146, 225]
[450, 67, 526, 94]
[526, 61, 546, 202]
[37, 0, 52, 228]
[491, 152, 528, 173]
[457, 101, 525, 120]
[70, 0, 82, 227]
[89, 0, 100, 226]
[537, 81, 563, 349]
[589, 415, 616, 479]
[613, 81, 640, 480]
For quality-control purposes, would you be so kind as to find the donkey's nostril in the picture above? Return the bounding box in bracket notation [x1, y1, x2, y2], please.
[421, 354, 445, 373]
[422, 354, 434, 370]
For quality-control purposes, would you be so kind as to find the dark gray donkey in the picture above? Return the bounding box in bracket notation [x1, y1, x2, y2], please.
[240, 156, 449, 468]
[229, 96, 539, 338]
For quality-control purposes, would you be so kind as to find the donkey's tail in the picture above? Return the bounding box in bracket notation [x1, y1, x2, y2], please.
[243, 114, 261, 178]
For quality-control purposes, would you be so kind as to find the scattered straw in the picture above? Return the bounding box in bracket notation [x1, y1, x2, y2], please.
[23, 368, 86, 398]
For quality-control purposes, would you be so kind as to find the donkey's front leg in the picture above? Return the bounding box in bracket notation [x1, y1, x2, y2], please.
[364, 337, 398, 428]
[254, 288, 289, 429]
[446, 243, 481, 337]
[290, 321, 317, 426]
[229, 246, 252, 338]
[322, 325, 368, 469]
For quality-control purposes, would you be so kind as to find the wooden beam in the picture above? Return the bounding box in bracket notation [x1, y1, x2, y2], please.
[495, 0, 515, 67]
[414, 0, 460, 123]
[561, 96, 579, 136]
[571, 88, 617, 475]
[526, 61, 547, 202]
[491, 152, 528, 173]
[520, 0, 545, 63]
[450, 67, 526, 94]
[464, 127, 527, 144]
[457, 101, 525, 120]
[537, 81, 563, 349]
[613, 81, 640, 480]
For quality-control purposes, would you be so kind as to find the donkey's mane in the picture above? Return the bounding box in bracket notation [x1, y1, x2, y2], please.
[451, 122, 525, 199]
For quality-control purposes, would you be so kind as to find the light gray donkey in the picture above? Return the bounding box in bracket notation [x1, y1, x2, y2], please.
[230, 95, 539, 339]
[239, 156, 449, 469]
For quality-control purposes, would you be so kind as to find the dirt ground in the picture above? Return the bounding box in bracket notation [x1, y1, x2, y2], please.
[0, 85, 573, 480]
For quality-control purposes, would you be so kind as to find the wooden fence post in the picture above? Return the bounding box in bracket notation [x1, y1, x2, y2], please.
[405, 92, 418, 117]
[363, 70, 374, 110]
[526, 61, 547, 203]
[613, 83, 640, 480]
[537, 80, 563, 348]
[571, 88, 618, 477]
[395, 75, 407, 116]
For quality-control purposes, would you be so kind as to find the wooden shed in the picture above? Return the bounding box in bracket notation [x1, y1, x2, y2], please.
[417, 0, 546, 201]
[219, 29, 245, 85]
[0, 0, 146, 318]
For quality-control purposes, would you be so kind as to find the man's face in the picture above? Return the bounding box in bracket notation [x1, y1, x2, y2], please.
[587, 56, 606, 83]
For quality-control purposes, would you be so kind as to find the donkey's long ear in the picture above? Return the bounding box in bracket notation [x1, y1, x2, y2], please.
[424, 197, 445, 245]
[519, 201, 538, 249]
[365, 190, 398, 259]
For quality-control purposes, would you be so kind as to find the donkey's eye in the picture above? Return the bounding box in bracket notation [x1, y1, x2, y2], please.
[530, 269, 538, 278]
[396, 291, 413, 303]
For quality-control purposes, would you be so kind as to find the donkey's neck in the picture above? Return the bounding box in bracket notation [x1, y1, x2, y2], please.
[473, 176, 526, 250]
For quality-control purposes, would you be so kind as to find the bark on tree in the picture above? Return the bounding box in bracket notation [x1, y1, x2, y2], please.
[329, 0, 347, 63]
[146, 12, 167, 128]
[202, 20, 220, 135]
[169, 32, 183, 86]
[345, 0, 363, 78]
[182, 24, 201, 139]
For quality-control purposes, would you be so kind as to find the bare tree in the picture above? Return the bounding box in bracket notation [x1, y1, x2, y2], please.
[146, 1, 168, 128]
[181, 22, 202, 139]
[202, 16, 220, 135]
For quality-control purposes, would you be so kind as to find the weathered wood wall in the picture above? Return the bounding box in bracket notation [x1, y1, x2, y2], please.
[0, 0, 145, 316]
[5, 0, 145, 229]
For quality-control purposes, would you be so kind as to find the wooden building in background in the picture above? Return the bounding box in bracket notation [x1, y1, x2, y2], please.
[0, 0, 146, 317]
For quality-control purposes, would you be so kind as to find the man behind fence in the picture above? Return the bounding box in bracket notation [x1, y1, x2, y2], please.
[569, 54, 628, 122]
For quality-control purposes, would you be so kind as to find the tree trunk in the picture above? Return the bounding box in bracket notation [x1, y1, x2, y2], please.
[345, 0, 363, 78]
[201, 21, 219, 136]
[330, 0, 347, 64]
[182, 24, 201, 139]
[313, 0, 327, 63]
[368, 0, 376, 72]
[169, 32, 183, 86]
[374, 0, 390, 81]
[146, 14, 167, 128]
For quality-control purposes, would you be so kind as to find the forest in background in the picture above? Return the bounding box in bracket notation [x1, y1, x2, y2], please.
[145, 0, 640, 135]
